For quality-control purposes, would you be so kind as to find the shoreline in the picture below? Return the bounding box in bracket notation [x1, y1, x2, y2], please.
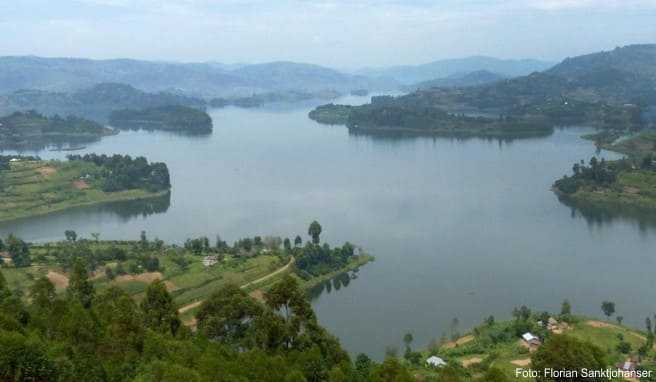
[0, 189, 171, 224]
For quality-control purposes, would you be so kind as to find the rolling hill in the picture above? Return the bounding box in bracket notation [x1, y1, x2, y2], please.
[0, 56, 394, 98]
[355, 56, 554, 85]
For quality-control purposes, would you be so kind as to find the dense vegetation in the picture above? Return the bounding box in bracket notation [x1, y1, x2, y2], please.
[66, 154, 170, 193]
[0, 110, 113, 149]
[553, 154, 656, 212]
[310, 44, 656, 137]
[0, 83, 207, 124]
[0, 223, 387, 381]
[209, 90, 339, 108]
[109, 105, 213, 134]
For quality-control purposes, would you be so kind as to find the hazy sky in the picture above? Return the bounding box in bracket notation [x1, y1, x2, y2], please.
[1, 0, 655, 68]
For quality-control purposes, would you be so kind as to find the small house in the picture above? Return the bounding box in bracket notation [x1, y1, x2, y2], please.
[522, 332, 541, 347]
[202, 255, 218, 267]
[426, 356, 446, 368]
[618, 361, 636, 372]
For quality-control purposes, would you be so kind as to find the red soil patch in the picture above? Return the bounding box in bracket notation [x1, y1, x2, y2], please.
[37, 166, 56, 177]
[47, 271, 69, 289]
[511, 359, 531, 367]
[444, 335, 474, 349]
[72, 180, 90, 190]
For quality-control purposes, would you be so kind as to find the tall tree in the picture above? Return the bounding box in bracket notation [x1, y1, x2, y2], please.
[6, 234, 31, 267]
[561, 299, 571, 316]
[294, 235, 302, 247]
[531, 335, 606, 382]
[140, 279, 180, 335]
[601, 301, 615, 320]
[195, 284, 262, 346]
[67, 258, 95, 309]
[65, 230, 77, 242]
[308, 221, 322, 245]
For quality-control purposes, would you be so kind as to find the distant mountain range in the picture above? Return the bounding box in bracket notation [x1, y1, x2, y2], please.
[354, 56, 555, 85]
[0, 57, 395, 98]
[0, 83, 205, 122]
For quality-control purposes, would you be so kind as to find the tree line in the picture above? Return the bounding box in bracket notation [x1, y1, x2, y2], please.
[67, 153, 171, 193]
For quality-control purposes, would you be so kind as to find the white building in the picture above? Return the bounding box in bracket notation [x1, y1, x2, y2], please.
[426, 356, 446, 368]
[202, 255, 219, 267]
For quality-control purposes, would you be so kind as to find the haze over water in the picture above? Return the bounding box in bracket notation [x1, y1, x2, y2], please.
[2, 94, 654, 359]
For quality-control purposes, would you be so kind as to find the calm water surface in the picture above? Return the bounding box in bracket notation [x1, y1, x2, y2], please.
[2, 95, 655, 359]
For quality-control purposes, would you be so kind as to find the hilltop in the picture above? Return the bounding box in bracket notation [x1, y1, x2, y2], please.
[0, 111, 114, 150]
[355, 56, 553, 85]
[413, 70, 506, 90]
[0, 83, 206, 122]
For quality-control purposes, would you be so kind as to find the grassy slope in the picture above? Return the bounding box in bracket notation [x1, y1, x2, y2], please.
[404, 316, 651, 381]
[4, 242, 374, 324]
[567, 170, 656, 210]
[0, 160, 166, 222]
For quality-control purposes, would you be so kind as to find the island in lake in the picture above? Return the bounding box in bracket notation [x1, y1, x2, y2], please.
[309, 44, 654, 139]
[0, 154, 170, 222]
[109, 105, 213, 133]
[0, 110, 115, 150]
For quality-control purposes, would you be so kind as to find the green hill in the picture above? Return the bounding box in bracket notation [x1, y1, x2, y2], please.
[310, 44, 655, 137]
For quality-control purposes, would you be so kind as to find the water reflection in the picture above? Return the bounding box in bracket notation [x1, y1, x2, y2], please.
[559, 194, 656, 233]
[0, 192, 171, 238]
[346, 127, 554, 143]
[307, 269, 359, 300]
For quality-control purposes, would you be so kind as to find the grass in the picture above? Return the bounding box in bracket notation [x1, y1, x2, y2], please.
[0, 160, 167, 222]
[567, 169, 656, 210]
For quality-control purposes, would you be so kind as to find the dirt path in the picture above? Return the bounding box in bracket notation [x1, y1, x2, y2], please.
[511, 359, 531, 367]
[47, 270, 69, 289]
[444, 335, 474, 349]
[585, 320, 650, 344]
[178, 256, 295, 315]
[461, 357, 482, 367]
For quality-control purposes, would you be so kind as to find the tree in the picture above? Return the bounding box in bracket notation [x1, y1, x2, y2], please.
[91, 233, 100, 242]
[616, 316, 624, 325]
[65, 230, 77, 242]
[355, 353, 373, 379]
[601, 301, 615, 320]
[560, 299, 571, 316]
[29, 276, 56, 310]
[283, 238, 292, 252]
[67, 258, 94, 309]
[308, 221, 322, 244]
[195, 284, 262, 346]
[6, 235, 31, 268]
[141, 279, 180, 335]
[294, 235, 302, 247]
[531, 335, 607, 382]
[403, 332, 413, 348]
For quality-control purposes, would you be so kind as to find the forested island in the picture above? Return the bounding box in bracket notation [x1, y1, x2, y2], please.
[0, 111, 114, 150]
[309, 44, 655, 139]
[0, 154, 170, 222]
[109, 105, 213, 133]
[209, 90, 340, 108]
[0, 222, 376, 381]
[309, 98, 553, 138]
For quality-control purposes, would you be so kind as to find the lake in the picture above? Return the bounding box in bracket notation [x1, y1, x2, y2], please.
[2, 95, 655, 359]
